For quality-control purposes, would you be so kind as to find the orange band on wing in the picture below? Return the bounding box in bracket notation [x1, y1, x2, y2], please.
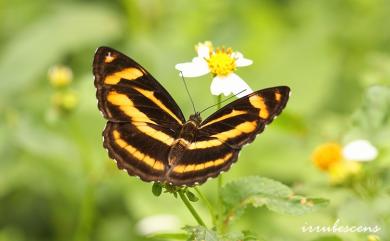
[200, 109, 247, 129]
[133, 87, 184, 125]
[113, 130, 165, 171]
[249, 95, 269, 119]
[211, 121, 257, 141]
[108, 91, 174, 145]
[105, 68, 144, 84]
[188, 139, 223, 149]
[172, 152, 233, 173]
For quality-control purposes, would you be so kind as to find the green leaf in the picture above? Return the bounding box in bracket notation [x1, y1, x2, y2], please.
[345, 85, 390, 146]
[182, 227, 260, 241]
[220, 230, 260, 241]
[221, 176, 329, 224]
[0, 3, 121, 102]
[311, 236, 343, 241]
[148, 232, 188, 240]
[183, 226, 218, 241]
[186, 190, 199, 202]
[152, 182, 162, 197]
[14, 118, 78, 161]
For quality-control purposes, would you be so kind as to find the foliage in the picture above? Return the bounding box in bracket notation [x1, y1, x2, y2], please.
[221, 176, 328, 221]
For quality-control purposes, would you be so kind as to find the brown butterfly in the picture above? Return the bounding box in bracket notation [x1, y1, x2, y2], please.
[93, 46, 290, 186]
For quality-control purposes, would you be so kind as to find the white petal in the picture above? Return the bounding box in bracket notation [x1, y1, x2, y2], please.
[342, 139, 378, 162]
[175, 57, 209, 77]
[210, 76, 229, 96]
[227, 73, 253, 97]
[136, 214, 181, 235]
[197, 44, 211, 59]
[232, 51, 253, 67]
[210, 73, 253, 98]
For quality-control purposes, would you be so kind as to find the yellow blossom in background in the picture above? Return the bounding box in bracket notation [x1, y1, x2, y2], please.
[312, 139, 378, 184]
[312, 142, 342, 171]
[48, 65, 73, 87]
[52, 91, 78, 111]
[61, 91, 78, 110]
[328, 161, 362, 184]
[368, 234, 381, 241]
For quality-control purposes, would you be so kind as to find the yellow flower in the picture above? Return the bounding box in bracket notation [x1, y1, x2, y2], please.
[368, 234, 380, 241]
[328, 161, 362, 184]
[312, 139, 377, 184]
[52, 91, 78, 111]
[48, 65, 73, 87]
[175, 41, 253, 98]
[312, 142, 342, 171]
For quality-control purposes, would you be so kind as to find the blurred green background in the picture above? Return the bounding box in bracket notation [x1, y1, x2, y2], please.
[1, 0, 390, 241]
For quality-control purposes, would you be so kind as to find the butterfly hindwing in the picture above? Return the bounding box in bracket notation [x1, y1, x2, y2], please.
[165, 87, 290, 185]
[103, 122, 170, 182]
[166, 141, 239, 185]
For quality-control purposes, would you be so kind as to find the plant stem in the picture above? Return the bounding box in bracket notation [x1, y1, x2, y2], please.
[216, 94, 224, 232]
[178, 189, 206, 227]
[194, 187, 216, 227]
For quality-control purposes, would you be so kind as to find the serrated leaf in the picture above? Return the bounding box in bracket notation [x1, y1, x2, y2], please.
[221, 176, 329, 224]
[265, 196, 329, 215]
[183, 226, 219, 241]
[222, 176, 292, 207]
[220, 230, 260, 241]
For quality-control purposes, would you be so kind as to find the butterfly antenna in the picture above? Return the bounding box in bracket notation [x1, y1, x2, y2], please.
[199, 89, 247, 114]
[180, 71, 197, 113]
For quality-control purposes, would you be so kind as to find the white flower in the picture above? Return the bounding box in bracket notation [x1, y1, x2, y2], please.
[136, 214, 181, 235]
[175, 41, 253, 98]
[342, 139, 378, 162]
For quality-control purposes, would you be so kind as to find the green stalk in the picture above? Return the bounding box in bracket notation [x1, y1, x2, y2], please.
[215, 94, 224, 232]
[178, 189, 206, 227]
[194, 187, 216, 227]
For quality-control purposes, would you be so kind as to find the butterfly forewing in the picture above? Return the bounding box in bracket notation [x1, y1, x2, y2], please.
[94, 47, 185, 128]
[200, 86, 290, 147]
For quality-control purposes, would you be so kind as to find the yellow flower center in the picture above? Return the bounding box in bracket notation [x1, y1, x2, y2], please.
[207, 48, 236, 76]
[312, 142, 342, 171]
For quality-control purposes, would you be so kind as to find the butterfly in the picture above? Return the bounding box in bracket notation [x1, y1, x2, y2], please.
[93, 46, 290, 186]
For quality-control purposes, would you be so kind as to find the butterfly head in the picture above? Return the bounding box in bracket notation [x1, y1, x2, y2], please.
[188, 112, 202, 126]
